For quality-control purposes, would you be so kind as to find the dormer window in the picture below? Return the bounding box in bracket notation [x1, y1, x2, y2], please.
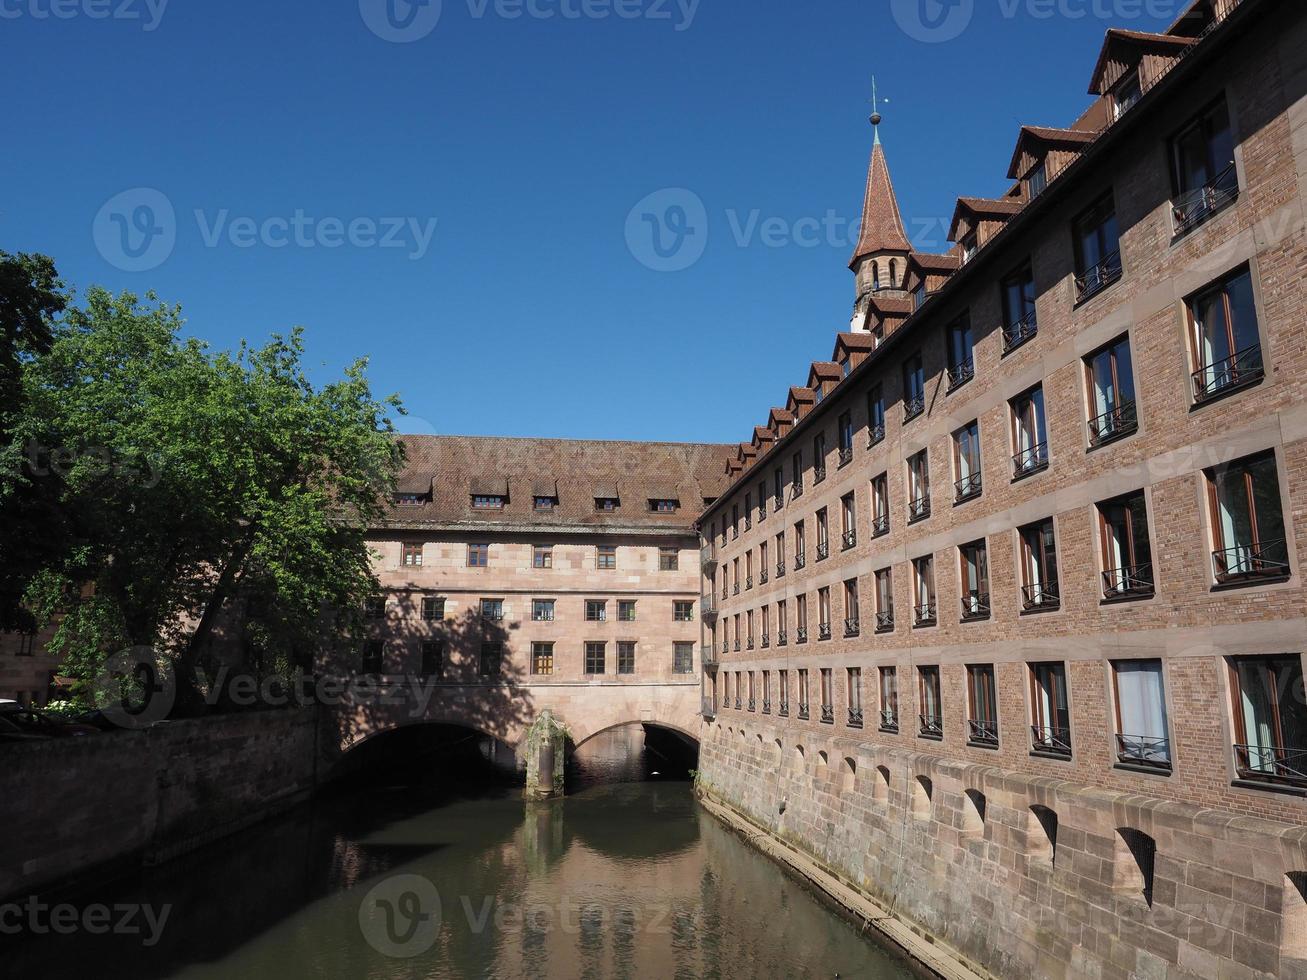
[839, 356, 851, 378]
[394, 492, 428, 506]
[650, 498, 679, 513]
[595, 497, 620, 512]
[912, 283, 926, 311]
[962, 233, 978, 263]
[533, 495, 557, 511]
[813, 386, 824, 405]
[1112, 69, 1142, 120]
[472, 495, 505, 510]
[1028, 161, 1048, 197]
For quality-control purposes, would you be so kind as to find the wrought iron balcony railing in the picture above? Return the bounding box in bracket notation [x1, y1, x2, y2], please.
[904, 395, 925, 423]
[1233, 742, 1307, 786]
[758, 504, 767, 523]
[820, 704, 834, 724]
[774, 495, 784, 513]
[842, 529, 856, 550]
[960, 592, 991, 621]
[844, 617, 860, 638]
[759, 569, 768, 585]
[797, 702, 810, 720]
[816, 541, 829, 561]
[733, 640, 741, 652]
[907, 495, 931, 522]
[875, 610, 894, 633]
[762, 699, 771, 714]
[733, 583, 740, 596]
[745, 575, 753, 591]
[1002, 310, 1038, 354]
[744, 515, 752, 531]
[880, 709, 899, 733]
[946, 358, 975, 392]
[1031, 725, 1073, 757]
[838, 447, 854, 468]
[1012, 442, 1049, 479]
[1102, 563, 1154, 600]
[1116, 733, 1171, 769]
[814, 463, 827, 484]
[761, 633, 769, 649]
[777, 630, 787, 646]
[1213, 539, 1289, 583]
[954, 472, 982, 503]
[746, 637, 754, 650]
[1088, 399, 1138, 446]
[792, 479, 803, 500]
[1074, 250, 1123, 303]
[1192, 344, 1263, 402]
[1021, 584, 1060, 611]
[847, 707, 864, 728]
[913, 602, 937, 628]
[867, 423, 885, 448]
[818, 622, 832, 641]
[794, 552, 806, 571]
[1172, 162, 1238, 237]
[968, 719, 999, 747]
[796, 626, 808, 644]
[721, 639, 729, 656]
[871, 513, 889, 537]
[734, 697, 742, 710]
[778, 700, 789, 718]
[532, 610, 555, 621]
[776, 560, 785, 579]
[919, 714, 943, 738]
[747, 698, 756, 712]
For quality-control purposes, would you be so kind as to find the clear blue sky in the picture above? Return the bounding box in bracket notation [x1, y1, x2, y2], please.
[3, 0, 1180, 443]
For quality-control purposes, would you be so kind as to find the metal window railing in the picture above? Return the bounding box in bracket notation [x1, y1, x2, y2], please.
[844, 617, 860, 638]
[777, 630, 788, 646]
[960, 592, 991, 621]
[814, 464, 827, 484]
[1192, 344, 1263, 401]
[1021, 583, 1060, 611]
[776, 560, 786, 579]
[797, 702, 810, 720]
[842, 529, 857, 550]
[796, 626, 808, 644]
[794, 552, 806, 571]
[1088, 399, 1138, 446]
[848, 707, 864, 728]
[919, 714, 943, 738]
[778, 700, 790, 718]
[904, 395, 925, 423]
[875, 611, 895, 633]
[947, 358, 975, 391]
[954, 473, 982, 502]
[1173, 162, 1239, 237]
[868, 423, 886, 448]
[880, 709, 899, 732]
[1012, 442, 1050, 479]
[913, 602, 937, 627]
[816, 541, 829, 561]
[1213, 539, 1289, 582]
[1031, 725, 1073, 757]
[1102, 563, 1154, 600]
[1116, 734, 1172, 769]
[818, 622, 832, 641]
[1233, 743, 1307, 786]
[1074, 250, 1123, 303]
[908, 495, 931, 522]
[871, 513, 889, 537]
[968, 719, 999, 746]
[1002, 311, 1038, 354]
[820, 704, 834, 724]
[838, 447, 854, 468]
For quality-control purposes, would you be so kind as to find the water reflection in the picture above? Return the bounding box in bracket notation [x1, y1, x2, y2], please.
[8, 778, 915, 979]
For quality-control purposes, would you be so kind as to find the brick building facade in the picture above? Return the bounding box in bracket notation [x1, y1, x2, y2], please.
[697, 1, 1307, 976]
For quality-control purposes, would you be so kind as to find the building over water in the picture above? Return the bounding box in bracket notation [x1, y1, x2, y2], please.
[697, 0, 1307, 976]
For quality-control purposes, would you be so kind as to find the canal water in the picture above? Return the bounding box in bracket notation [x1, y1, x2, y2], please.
[9, 731, 917, 979]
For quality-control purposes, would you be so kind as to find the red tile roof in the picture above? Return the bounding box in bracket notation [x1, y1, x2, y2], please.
[849, 141, 912, 268]
[1088, 28, 1194, 93]
[1007, 125, 1099, 179]
[948, 196, 1026, 241]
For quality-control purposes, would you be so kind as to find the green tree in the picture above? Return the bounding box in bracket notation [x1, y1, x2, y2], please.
[12, 286, 404, 709]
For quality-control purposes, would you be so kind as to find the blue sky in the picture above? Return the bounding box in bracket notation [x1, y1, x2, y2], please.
[3, 0, 1181, 443]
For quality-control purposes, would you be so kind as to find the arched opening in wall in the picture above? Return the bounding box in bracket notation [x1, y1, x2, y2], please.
[567, 722, 700, 789]
[890, 258, 900, 287]
[1282, 872, 1307, 964]
[793, 744, 806, 770]
[773, 738, 783, 765]
[874, 765, 891, 804]
[817, 750, 829, 773]
[1113, 828, 1157, 908]
[329, 722, 519, 789]
[1028, 805, 1058, 865]
[912, 775, 932, 819]
[961, 789, 986, 838]
[841, 757, 857, 794]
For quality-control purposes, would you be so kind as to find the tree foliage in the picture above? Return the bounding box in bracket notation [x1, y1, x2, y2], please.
[6, 284, 405, 709]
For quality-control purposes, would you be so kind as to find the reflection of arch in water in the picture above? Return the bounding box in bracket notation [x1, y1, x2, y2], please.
[557, 781, 703, 863]
[328, 719, 521, 783]
[566, 721, 701, 791]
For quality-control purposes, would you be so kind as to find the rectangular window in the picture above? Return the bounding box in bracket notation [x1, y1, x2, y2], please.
[903, 353, 926, 421]
[959, 540, 990, 621]
[361, 640, 383, 674]
[597, 545, 617, 570]
[481, 598, 504, 622]
[778, 669, 789, 713]
[762, 670, 772, 711]
[745, 550, 753, 588]
[651, 498, 679, 513]
[838, 411, 854, 465]
[760, 604, 770, 646]
[796, 594, 808, 643]
[907, 450, 930, 522]
[874, 568, 894, 633]
[773, 468, 784, 510]
[1111, 68, 1141, 119]
[532, 598, 556, 622]
[421, 596, 445, 622]
[1027, 160, 1047, 197]
[775, 531, 786, 576]
[585, 641, 606, 675]
[912, 282, 926, 311]
[819, 668, 833, 723]
[531, 642, 555, 676]
[534, 495, 557, 511]
[879, 666, 899, 731]
[1099, 492, 1154, 599]
[421, 640, 443, 678]
[817, 587, 831, 640]
[1085, 335, 1138, 445]
[746, 609, 755, 648]
[757, 481, 767, 521]
[1113, 659, 1171, 770]
[837, 580, 858, 640]
[867, 385, 885, 446]
[595, 497, 620, 512]
[1011, 385, 1049, 479]
[794, 520, 806, 569]
[1074, 193, 1123, 302]
[870, 473, 889, 536]
[744, 493, 752, 528]
[1030, 662, 1072, 757]
[797, 668, 810, 717]
[533, 545, 553, 569]
[673, 600, 694, 622]
[618, 600, 637, 622]
[585, 600, 607, 622]
[953, 421, 982, 502]
[946, 315, 975, 391]
[480, 642, 503, 678]
[1228, 655, 1306, 787]
[673, 642, 693, 674]
[918, 666, 942, 737]
[402, 541, 423, 567]
[1188, 267, 1262, 402]
[912, 555, 936, 627]
[364, 596, 386, 620]
[967, 665, 998, 746]
[813, 433, 827, 483]
[1208, 451, 1288, 582]
[1019, 519, 1060, 611]
[759, 541, 769, 583]
[467, 543, 489, 568]
[839, 493, 856, 551]
[619, 641, 637, 675]
[1171, 97, 1237, 236]
[1001, 263, 1038, 352]
[472, 495, 505, 510]
[791, 451, 803, 497]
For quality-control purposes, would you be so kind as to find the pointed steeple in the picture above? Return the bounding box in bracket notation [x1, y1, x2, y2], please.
[848, 135, 911, 268]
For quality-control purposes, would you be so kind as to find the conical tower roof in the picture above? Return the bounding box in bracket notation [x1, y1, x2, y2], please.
[848, 136, 911, 268]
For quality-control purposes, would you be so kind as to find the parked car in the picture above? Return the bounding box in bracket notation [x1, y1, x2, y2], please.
[0, 699, 99, 738]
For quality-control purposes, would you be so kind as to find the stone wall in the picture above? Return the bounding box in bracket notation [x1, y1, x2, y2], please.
[0, 709, 319, 902]
[699, 723, 1307, 980]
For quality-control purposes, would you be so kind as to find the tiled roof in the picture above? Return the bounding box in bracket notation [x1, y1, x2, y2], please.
[949, 196, 1025, 240]
[383, 435, 733, 531]
[908, 251, 962, 274]
[833, 332, 877, 358]
[867, 294, 913, 317]
[849, 141, 912, 267]
[767, 407, 794, 427]
[1088, 28, 1194, 92]
[1007, 125, 1099, 179]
